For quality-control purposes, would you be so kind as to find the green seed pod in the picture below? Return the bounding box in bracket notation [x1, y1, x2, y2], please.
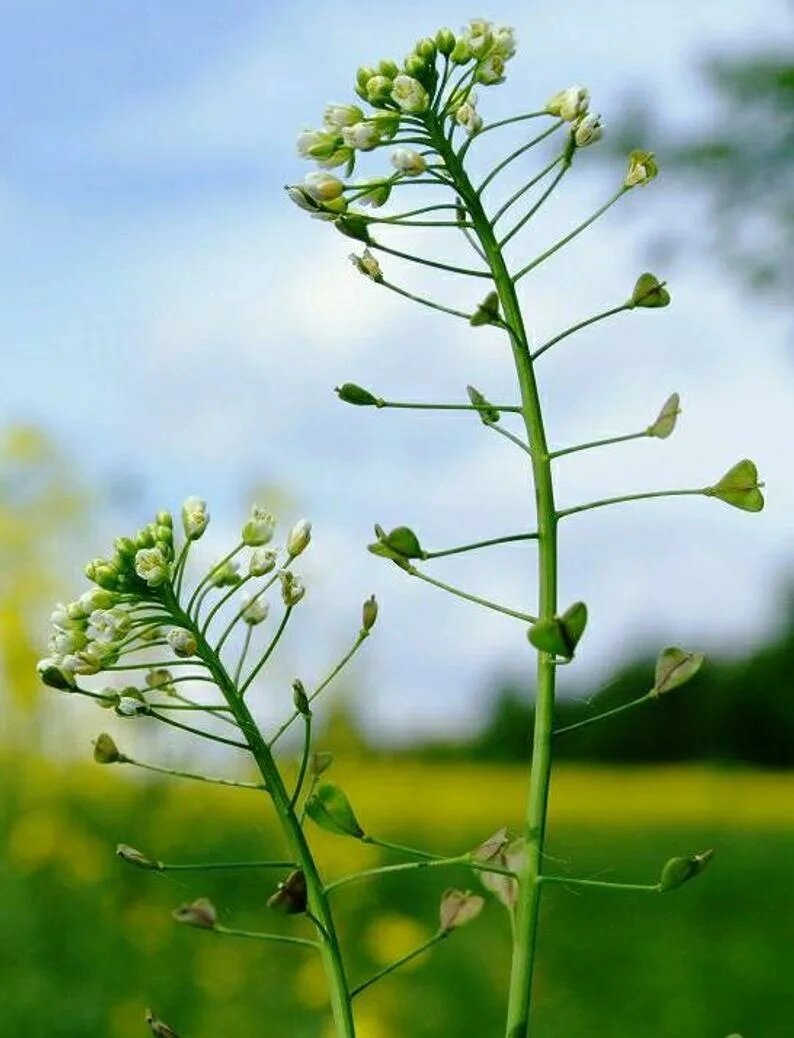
[652, 646, 705, 697]
[629, 272, 670, 308]
[647, 392, 680, 439]
[439, 889, 485, 932]
[470, 290, 501, 326]
[310, 751, 334, 779]
[335, 214, 372, 244]
[292, 679, 310, 716]
[706, 459, 765, 512]
[145, 1009, 180, 1038]
[335, 383, 380, 406]
[659, 849, 714, 892]
[267, 869, 308, 915]
[466, 385, 500, 424]
[362, 594, 379, 632]
[117, 844, 161, 870]
[369, 525, 424, 562]
[528, 602, 588, 660]
[93, 732, 121, 764]
[172, 897, 218, 929]
[305, 782, 364, 838]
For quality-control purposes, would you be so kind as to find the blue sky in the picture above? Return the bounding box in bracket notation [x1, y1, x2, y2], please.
[3, 1, 793, 741]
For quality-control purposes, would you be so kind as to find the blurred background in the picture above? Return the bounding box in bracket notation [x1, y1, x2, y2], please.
[1, 1, 792, 1036]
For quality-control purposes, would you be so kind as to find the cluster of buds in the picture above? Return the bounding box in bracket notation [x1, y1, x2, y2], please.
[545, 85, 603, 149]
[289, 19, 516, 219]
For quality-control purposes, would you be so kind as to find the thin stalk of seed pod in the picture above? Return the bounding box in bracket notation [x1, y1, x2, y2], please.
[102, 659, 204, 672]
[540, 875, 660, 894]
[147, 859, 295, 872]
[376, 278, 474, 322]
[145, 709, 249, 750]
[200, 573, 254, 636]
[213, 925, 320, 949]
[487, 421, 534, 458]
[172, 541, 191, 598]
[428, 115, 558, 1038]
[499, 160, 571, 248]
[492, 154, 566, 225]
[459, 110, 549, 159]
[215, 563, 288, 654]
[441, 65, 478, 119]
[268, 628, 370, 747]
[360, 835, 446, 861]
[351, 932, 449, 999]
[239, 607, 293, 697]
[373, 399, 522, 414]
[477, 120, 565, 195]
[515, 187, 630, 281]
[531, 303, 632, 362]
[553, 692, 654, 736]
[234, 625, 253, 684]
[290, 713, 313, 809]
[120, 755, 264, 789]
[557, 487, 706, 520]
[186, 541, 244, 616]
[374, 203, 461, 221]
[459, 221, 488, 260]
[549, 430, 649, 460]
[432, 54, 452, 111]
[164, 593, 357, 1038]
[423, 531, 538, 560]
[325, 855, 518, 895]
[144, 702, 233, 715]
[366, 216, 475, 229]
[404, 565, 538, 624]
[369, 240, 493, 279]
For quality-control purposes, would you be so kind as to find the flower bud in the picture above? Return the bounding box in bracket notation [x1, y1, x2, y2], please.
[403, 54, 429, 81]
[146, 668, 175, 694]
[286, 185, 323, 214]
[305, 782, 364, 838]
[545, 85, 589, 122]
[436, 28, 457, 56]
[391, 74, 430, 114]
[466, 385, 500, 424]
[116, 694, 147, 717]
[659, 849, 714, 892]
[267, 869, 308, 915]
[629, 272, 670, 308]
[415, 37, 437, 62]
[79, 588, 118, 612]
[311, 751, 334, 778]
[37, 657, 77, 690]
[470, 290, 500, 326]
[167, 628, 197, 658]
[391, 148, 427, 176]
[368, 524, 424, 562]
[93, 732, 122, 764]
[492, 26, 517, 60]
[455, 101, 483, 135]
[242, 506, 276, 547]
[528, 601, 588, 660]
[145, 1009, 180, 1038]
[362, 594, 379, 632]
[249, 548, 278, 577]
[625, 150, 659, 188]
[303, 171, 345, 203]
[573, 112, 603, 148]
[117, 844, 161, 870]
[336, 382, 380, 406]
[439, 889, 485, 932]
[355, 177, 392, 209]
[450, 37, 472, 64]
[706, 459, 765, 512]
[210, 559, 242, 587]
[292, 679, 310, 716]
[335, 214, 371, 243]
[287, 519, 312, 558]
[647, 392, 681, 439]
[279, 571, 306, 607]
[378, 59, 400, 79]
[652, 646, 705, 697]
[242, 596, 269, 626]
[341, 121, 382, 151]
[365, 75, 394, 105]
[114, 536, 137, 561]
[350, 249, 383, 282]
[134, 547, 171, 588]
[324, 103, 364, 129]
[356, 66, 377, 89]
[182, 497, 209, 540]
[172, 897, 218, 929]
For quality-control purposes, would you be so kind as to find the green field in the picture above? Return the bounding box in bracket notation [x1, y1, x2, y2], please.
[1, 757, 791, 1037]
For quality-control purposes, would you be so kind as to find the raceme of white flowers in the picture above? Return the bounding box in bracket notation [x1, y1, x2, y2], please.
[37, 500, 314, 711]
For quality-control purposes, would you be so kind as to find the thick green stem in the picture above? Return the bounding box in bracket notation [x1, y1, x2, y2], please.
[431, 118, 559, 1038]
[166, 595, 356, 1038]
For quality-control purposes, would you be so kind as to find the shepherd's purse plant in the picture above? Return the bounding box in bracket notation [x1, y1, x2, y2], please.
[39, 16, 763, 1038]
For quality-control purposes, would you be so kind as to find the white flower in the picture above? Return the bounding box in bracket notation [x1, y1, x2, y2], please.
[50, 602, 75, 629]
[78, 588, 117, 612]
[391, 149, 427, 176]
[287, 519, 312, 558]
[297, 129, 340, 161]
[279, 571, 306, 607]
[249, 548, 278, 577]
[87, 608, 130, 644]
[475, 53, 505, 85]
[117, 696, 147, 717]
[167, 628, 197, 658]
[210, 559, 241, 587]
[391, 74, 430, 114]
[464, 18, 494, 57]
[182, 497, 209, 540]
[303, 172, 345, 203]
[242, 596, 269, 626]
[134, 547, 171, 587]
[341, 121, 382, 151]
[455, 102, 483, 135]
[574, 112, 604, 148]
[492, 26, 517, 60]
[350, 249, 383, 282]
[625, 150, 659, 187]
[50, 628, 87, 655]
[324, 103, 364, 129]
[242, 506, 276, 547]
[546, 85, 589, 122]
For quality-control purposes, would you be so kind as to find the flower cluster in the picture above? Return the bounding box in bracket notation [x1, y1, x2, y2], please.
[37, 500, 312, 699]
[290, 19, 516, 217]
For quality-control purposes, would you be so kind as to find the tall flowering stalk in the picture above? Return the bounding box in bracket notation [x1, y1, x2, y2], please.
[290, 17, 764, 1038]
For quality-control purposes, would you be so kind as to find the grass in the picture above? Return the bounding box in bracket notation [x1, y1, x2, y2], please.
[0, 755, 791, 1037]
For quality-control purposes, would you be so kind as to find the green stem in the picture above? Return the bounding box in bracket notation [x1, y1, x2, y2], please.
[325, 855, 517, 895]
[145, 709, 249, 751]
[370, 240, 493, 279]
[492, 155, 564, 225]
[351, 932, 448, 999]
[531, 304, 631, 362]
[553, 692, 653, 736]
[121, 755, 264, 789]
[214, 925, 320, 949]
[488, 421, 534, 458]
[549, 430, 648, 459]
[239, 607, 293, 697]
[290, 713, 313, 809]
[155, 859, 295, 872]
[374, 399, 522, 414]
[477, 120, 564, 195]
[360, 834, 444, 860]
[423, 531, 538, 560]
[458, 110, 548, 159]
[499, 159, 571, 248]
[429, 116, 559, 1038]
[558, 488, 705, 520]
[378, 279, 473, 322]
[405, 565, 537, 624]
[540, 875, 660, 894]
[234, 625, 253, 684]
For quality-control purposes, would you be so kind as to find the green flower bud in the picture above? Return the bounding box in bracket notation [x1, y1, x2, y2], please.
[365, 75, 394, 105]
[470, 290, 500, 327]
[573, 112, 603, 148]
[403, 53, 429, 80]
[629, 272, 670, 308]
[378, 59, 400, 79]
[93, 732, 122, 764]
[292, 679, 310, 716]
[415, 37, 437, 62]
[241, 596, 269, 626]
[324, 103, 364, 129]
[368, 524, 424, 562]
[182, 497, 209, 540]
[242, 506, 276, 547]
[450, 37, 472, 64]
[391, 148, 427, 176]
[528, 601, 588, 660]
[167, 628, 197, 658]
[114, 536, 137, 560]
[267, 869, 308, 915]
[311, 751, 334, 778]
[145, 1009, 180, 1038]
[336, 382, 380, 406]
[647, 393, 681, 439]
[93, 563, 122, 591]
[652, 646, 705, 697]
[466, 385, 500, 424]
[659, 849, 714, 892]
[436, 27, 457, 56]
[439, 889, 485, 932]
[625, 150, 659, 188]
[287, 519, 312, 558]
[391, 74, 430, 113]
[117, 844, 161, 870]
[546, 85, 589, 121]
[335, 214, 372, 244]
[350, 249, 383, 282]
[356, 66, 377, 89]
[37, 657, 77, 690]
[305, 783, 364, 838]
[303, 171, 345, 203]
[362, 594, 379, 632]
[172, 897, 218, 929]
[706, 459, 765, 512]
